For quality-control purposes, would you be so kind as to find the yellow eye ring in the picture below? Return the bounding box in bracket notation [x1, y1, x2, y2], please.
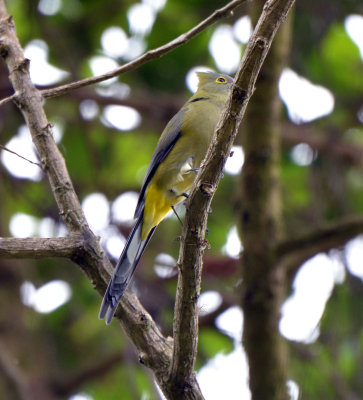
[216, 76, 227, 83]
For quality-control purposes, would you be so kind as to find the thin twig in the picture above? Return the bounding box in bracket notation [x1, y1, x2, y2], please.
[0, 92, 15, 106]
[0, 340, 29, 400]
[0, 144, 42, 167]
[0, 0, 245, 107]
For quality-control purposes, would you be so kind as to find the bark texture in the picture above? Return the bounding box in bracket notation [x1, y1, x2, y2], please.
[239, 3, 292, 399]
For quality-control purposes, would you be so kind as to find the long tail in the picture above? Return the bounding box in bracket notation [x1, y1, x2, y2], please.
[99, 213, 156, 324]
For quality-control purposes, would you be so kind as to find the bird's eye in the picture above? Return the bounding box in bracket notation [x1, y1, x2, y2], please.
[216, 76, 227, 84]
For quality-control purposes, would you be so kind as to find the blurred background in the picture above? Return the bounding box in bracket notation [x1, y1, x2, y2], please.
[0, 0, 362, 399]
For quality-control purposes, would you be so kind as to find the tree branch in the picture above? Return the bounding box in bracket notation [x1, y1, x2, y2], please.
[0, 3, 174, 396]
[0, 0, 245, 106]
[0, 339, 29, 400]
[52, 353, 124, 397]
[282, 124, 363, 168]
[0, 236, 84, 259]
[0, 90, 15, 106]
[167, 0, 296, 397]
[239, 3, 292, 397]
[0, 338, 60, 400]
[277, 214, 363, 273]
[0, 144, 42, 167]
[0, 1, 295, 398]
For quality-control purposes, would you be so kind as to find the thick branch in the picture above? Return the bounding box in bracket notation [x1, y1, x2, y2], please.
[277, 214, 363, 272]
[0, 236, 84, 259]
[0, 4, 111, 294]
[282, 124, 363, 168]
[167, 0, 296, 396]
[239, 2, 292, 398]
[0, 17, 87, 234]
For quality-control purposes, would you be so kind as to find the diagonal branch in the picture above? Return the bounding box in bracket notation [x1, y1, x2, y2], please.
[0, 339, 59, 400]
[0, 339, 29, 400]
[0, 1, 294, 398]
[51, 353, 124, 397]
[0, 144, 42, 167]
[167, 0, 296, 396]
[0, 91, 15, 105]
[0, 2, 252, 398]
[0, 3, 173, 396]
[0, 0, 245, 106]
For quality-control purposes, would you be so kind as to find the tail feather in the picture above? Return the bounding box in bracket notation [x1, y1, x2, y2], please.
[99, 215, 156, 324]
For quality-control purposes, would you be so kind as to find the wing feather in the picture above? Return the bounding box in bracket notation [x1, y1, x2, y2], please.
[134, 108, 188, 219]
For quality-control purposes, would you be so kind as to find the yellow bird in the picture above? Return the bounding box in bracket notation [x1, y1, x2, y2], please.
[99, 71, 233, 324]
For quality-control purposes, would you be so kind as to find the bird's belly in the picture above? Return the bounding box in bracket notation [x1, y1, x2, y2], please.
[141, 163, 197, 240]
[170, 169, 196, 197]
[142, 183, 171, 240]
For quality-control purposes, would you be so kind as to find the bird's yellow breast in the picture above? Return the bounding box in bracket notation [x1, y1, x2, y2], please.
[141, 184, 171, 240]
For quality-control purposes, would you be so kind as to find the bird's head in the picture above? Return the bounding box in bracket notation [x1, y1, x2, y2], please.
[196, 71, 233, 96]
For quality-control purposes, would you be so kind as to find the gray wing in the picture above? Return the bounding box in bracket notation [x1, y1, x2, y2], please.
[134, 107, 188, 219]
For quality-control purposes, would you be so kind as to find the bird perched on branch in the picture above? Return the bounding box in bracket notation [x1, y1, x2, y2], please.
[99, 71, 233, 324]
